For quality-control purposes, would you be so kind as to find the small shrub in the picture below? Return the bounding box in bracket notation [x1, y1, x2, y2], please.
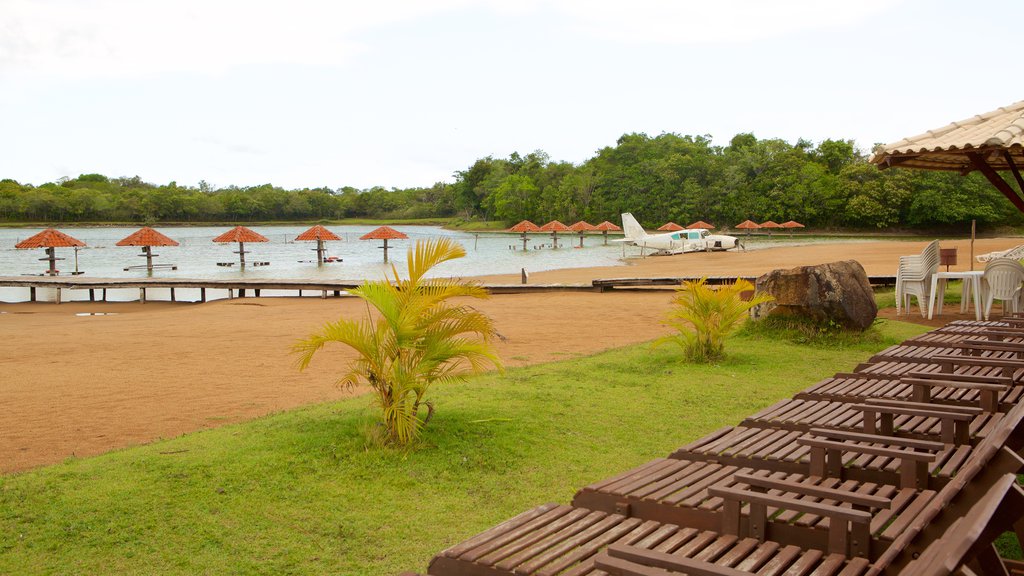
[293, 238, 503, 446]
[655, 278, 773, 362]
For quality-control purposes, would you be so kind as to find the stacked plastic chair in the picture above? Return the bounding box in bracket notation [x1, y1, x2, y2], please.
[982, 258, 1024, 320]
[895, 240, 940, 317]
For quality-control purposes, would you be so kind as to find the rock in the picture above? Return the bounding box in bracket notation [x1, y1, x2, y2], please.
[752, 260, 877, 331]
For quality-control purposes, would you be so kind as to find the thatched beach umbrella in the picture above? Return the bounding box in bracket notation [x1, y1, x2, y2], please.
[568, 221, 597, 247]
[15, 228, 86, 276]
[688, 220, 715, 230]
[735, 220, 760, 236]
[508, 220, 541, 251]
[657, 222, 684, 232]
[782, 219, 806, 237]
[539, 220, 570, 249]
[760, 220, 782, 237]
[116, 227, 179, 272]
[213, 226, 268, 268]
[594, 221, 622, 245]
[360, 226, 408, 262]
[296, 225, 341, 266]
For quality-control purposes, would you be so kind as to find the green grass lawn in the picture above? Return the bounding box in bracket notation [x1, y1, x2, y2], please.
[0, 320, 927, 575]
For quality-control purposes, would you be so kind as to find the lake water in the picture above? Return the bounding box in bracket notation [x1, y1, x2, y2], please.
[0, 225, 829, 303]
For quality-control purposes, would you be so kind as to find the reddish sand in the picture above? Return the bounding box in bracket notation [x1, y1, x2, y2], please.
[1, 236, 1019, 473]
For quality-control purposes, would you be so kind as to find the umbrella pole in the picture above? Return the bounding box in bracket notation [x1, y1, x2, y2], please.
[521, 233, 528, 252]
[383, 239, 389, 263]
[145, 246, 153, 270]
[578, 233, 584, 248]
[603, 231, 608, 245]
[46, 247, 56, 275]
[317, 239, 324, 266]
[552, 232, 558, 249]
[239, 241, 246, 267]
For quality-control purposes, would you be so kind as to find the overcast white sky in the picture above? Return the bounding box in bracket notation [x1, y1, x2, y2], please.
[2, 0, 1022, 190]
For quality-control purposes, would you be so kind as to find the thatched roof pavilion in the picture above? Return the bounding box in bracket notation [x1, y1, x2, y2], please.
[117, 227, 179, 272]
[213, 226, 269, 268]
[539, 220, 570, 249]
[296, 225, 341, 266]
[15, 228, 86, 275]
[360, 226, 408, 262]
[594, 221, 622, 245]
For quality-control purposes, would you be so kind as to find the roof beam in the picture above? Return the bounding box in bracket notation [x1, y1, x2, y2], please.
[968, 152, 1024, 213]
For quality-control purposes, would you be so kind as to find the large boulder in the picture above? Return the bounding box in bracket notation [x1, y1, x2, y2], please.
[752, 260, 877, 331]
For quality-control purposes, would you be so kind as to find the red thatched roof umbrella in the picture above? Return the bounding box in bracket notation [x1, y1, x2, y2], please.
[295, 225, 342, 266]
[15, 228, 86, 276]
[781, 220, 805, 238]
[213, 226, 269, 268]
[360, 226, 408, 262]
[734, 220, 760, 236]
[594, 221, 622, 245]
[116, 227, 178, 272]
[568, 221, 597, 247]
[508, 220, 540, 251]
[688, 220, 715, 230]
[657, 222, 685, 231]
[760, 220, 782, 237]
[539, 220, 570, 249]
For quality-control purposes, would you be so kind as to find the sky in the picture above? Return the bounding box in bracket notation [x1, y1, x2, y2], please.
[2, 0, 1023, 190]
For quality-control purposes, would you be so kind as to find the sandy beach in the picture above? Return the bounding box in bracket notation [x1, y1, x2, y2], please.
[1, 236, 1019, 473]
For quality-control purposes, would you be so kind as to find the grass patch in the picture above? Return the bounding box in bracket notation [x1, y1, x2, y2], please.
[0, 320, 928, 575]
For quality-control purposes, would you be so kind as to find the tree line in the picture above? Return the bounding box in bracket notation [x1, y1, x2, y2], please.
[1, 132, 1019, 230]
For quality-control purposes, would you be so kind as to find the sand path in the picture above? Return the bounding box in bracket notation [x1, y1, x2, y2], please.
[1, 236, 1019, 473]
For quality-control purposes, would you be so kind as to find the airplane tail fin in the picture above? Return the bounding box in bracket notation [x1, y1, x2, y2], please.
[621, 213, 646, 241]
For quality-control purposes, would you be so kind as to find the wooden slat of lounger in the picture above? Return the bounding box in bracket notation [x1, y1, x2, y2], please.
[468, 507, 591, 563]
[674, 427, 735, 454]
[517, 514, 644, 576]
[586, 458, 681, 494]
[626, 461, 717, 501]
[441, 502, 564, 559]
[557, 521, 681, 576]
[595, 541, 870, 576]
[597, 459, 697, 496]
[489, 509, 609, 570]
[875, 489, 939, 541]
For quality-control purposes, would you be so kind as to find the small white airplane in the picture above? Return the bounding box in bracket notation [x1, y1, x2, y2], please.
[617, 213, 742, 255]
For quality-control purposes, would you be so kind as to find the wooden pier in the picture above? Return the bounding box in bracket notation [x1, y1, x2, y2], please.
[0, 274, 900, 304]
[0, 276, 596, 303]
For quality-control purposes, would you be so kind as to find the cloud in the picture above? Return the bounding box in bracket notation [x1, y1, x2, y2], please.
[0, 0, 467, 78]
[548, 0, 896, 44]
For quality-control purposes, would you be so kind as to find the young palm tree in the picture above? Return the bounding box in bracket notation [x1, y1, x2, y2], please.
[655, 278, 773, 362]
[294, 237, 502, 446]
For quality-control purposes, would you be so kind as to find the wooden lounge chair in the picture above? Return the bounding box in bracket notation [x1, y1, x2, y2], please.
[740, 398, 1000, 444]
[588, 469, 1023, 575]
[795, 372, 1022, 412]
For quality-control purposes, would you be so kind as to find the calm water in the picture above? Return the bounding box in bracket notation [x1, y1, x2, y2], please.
[0, 225, 848, 303]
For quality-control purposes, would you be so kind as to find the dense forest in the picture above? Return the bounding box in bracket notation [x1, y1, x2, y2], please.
[1, 132, 1019, 230]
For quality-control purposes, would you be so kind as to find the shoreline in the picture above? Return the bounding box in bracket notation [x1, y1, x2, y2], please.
[3, 235, 1023, 474]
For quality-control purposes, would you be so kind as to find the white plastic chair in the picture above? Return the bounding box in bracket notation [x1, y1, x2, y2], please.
[896, 240, 940, 317]
[976, 244, 1024, 263]
[982, 258, 1024, 320]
